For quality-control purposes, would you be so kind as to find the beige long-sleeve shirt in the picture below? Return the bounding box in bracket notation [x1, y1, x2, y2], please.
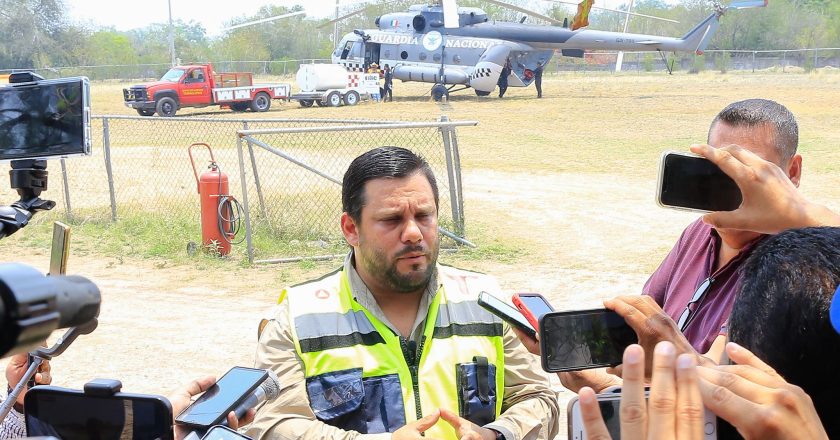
[247, 255, 560, 440]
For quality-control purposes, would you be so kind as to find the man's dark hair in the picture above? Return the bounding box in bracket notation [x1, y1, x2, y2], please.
[342, 146, 439, 223]
[709, 98, 799, 163]
[729, 227, 840, 437]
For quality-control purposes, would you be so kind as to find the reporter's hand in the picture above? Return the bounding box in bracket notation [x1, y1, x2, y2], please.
[510, 326, 540, 356]
[604, 295, 696, 376]
[392, 409, 442, 439]
[690, 144, 840, 233]
[439, 408, 498, 440]
[559, 368, 621, 394]
[579, 342, 705, 440]
[169, 376, 255, 440]
[697, 342, 828, 440]
[5, 352, 51, 408]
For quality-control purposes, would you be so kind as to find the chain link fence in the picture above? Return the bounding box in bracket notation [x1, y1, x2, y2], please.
[0, 115, 474, 262]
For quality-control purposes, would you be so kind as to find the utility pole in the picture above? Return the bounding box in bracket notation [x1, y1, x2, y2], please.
[333, 0, 340, 46]
[168, 0, 176, 67]
[615, 0, 634, 72]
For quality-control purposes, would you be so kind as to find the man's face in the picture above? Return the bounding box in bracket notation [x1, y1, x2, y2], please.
[708, 121, 790, 248]
[342, 172, 440, 295]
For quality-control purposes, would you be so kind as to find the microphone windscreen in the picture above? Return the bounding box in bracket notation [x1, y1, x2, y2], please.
[831, 284, 840, 335]
[262, 370, 280, 400]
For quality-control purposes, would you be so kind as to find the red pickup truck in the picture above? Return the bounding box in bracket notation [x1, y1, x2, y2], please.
[123, 63, 291, 117]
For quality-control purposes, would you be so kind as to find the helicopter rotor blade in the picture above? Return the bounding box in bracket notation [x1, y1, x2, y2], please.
[318, 0, 406, 29]
[726, 0, 768, 10]
[544, 0, 679, 24]
[222, 10, 306, 32]
[482, 0, 565, 26]
[442, 0, 459, 28]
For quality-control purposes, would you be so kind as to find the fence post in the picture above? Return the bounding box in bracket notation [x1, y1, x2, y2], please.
[102, 118, 118, 222]
[59, 159, 72, 219]
[236, 135, 255, 264]
[243, 121, 270, 223]
[449, 120, 466, 236]
[814, 48, 819, 70]
[438, 115, 464, 237]
[752, 51, 756, 73]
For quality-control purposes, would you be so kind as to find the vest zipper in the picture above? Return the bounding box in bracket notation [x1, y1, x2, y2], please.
[401, 336, 425, 423]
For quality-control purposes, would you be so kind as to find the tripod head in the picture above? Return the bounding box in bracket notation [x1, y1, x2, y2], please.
[0, 159, 56, 239]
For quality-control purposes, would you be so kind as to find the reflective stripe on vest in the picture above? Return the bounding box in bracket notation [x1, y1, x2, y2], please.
[284, 265, 505, 440]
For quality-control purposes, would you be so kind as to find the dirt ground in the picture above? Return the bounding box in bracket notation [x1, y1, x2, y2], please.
[2, 72, 839, 438]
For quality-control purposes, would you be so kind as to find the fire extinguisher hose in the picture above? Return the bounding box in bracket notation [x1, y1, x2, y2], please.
[215, 163, 246, 245]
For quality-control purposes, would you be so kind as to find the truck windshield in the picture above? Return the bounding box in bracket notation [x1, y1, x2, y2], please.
[160, 69, 185, 82]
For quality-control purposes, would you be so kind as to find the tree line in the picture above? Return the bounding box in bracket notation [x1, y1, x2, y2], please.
[1, 0, 838, 77]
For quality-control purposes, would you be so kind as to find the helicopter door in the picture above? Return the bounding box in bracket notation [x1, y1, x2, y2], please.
[364, 43, 381, 68]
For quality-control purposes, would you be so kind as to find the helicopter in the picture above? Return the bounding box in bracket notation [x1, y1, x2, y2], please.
[323, 0, 768, 100]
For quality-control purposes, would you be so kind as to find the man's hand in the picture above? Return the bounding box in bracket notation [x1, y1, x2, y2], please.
[5, 352, 51, 408]
[392, 409, 443, 440]
[579, 343, 705, 440]
[697, 342, 828, 440]
[169, 376, 255, 440]
[439, 408, 497, 440]
[604, 295, 696, 376]
[510, 326, 540, 356]
[690, 144, 840, 233]
[559, 368, 621, 394]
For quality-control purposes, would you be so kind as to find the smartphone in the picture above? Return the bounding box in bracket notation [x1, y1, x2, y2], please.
[0, 76, 92, 161]
[539, 309, 637, 372]
[512, 293, 555, 331]
[25, 385, 173, 439]
[567, 392, 717, 439]
[176, 366, 268, 428]
[478, 291, 537, 339]
[202, 425, 253, 440]
[656, 151, 742, 213]
[49, 221, 71, 276]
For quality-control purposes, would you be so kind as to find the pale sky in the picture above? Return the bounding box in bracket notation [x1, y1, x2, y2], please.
[67, 0, 675, 37]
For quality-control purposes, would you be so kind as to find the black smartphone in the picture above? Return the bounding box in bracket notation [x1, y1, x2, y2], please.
[656, 151, 742, 213]
[478, 291, 537, 339]
[24, 385, 173, 440]
[175, 367, 268, 428]
[0, 76, 92, 161]
[539, 309, 637, 372]
[202, 425, 252, 439]
[512, 293, 555, 331]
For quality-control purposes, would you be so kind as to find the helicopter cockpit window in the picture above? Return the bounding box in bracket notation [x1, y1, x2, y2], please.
[349, 41, 364, 59]
[340, 41, 354, 59]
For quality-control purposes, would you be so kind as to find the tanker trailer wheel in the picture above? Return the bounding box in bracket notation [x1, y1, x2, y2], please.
[327, 91, 342, 107]
[315, 99, 327, 107]
[250, 92, 271, 112]
[155, 97, 177, 117]
[343, 91, 360, 106]
[299, 99, 314, 107]
[136, 108, 155, 116]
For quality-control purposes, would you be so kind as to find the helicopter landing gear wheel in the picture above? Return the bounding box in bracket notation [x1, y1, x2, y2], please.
[474, 90, 491, 97]
[431, 84, 448, 102]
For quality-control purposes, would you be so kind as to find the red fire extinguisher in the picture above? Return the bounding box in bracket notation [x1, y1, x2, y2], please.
[188, 143, 239, 256]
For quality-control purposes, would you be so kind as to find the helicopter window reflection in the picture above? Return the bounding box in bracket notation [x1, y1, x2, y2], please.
[400, 51, 408, 60]
[433, 54, 441, 62]
[419, 53, 427, 61]
[453, 55, 462, 63]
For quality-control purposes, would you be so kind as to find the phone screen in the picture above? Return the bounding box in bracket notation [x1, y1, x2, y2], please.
[202, 425, 251, 440]
[658, 153, 742, 212]
[176, 367, 267, 427]
[0, 77, 91, 161]
[478, 292, 537, 338]
[540, 309, 636, 372]
[515, 294, 554, 322]
[25, 387, 173, 440]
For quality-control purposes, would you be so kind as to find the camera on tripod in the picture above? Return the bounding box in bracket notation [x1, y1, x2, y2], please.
[0, 71, 91, 240]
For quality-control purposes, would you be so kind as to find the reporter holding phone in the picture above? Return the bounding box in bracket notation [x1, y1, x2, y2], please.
[0, 352, 51, 438]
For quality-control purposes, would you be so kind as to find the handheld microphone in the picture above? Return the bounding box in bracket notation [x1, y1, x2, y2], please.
[226, 370, 280, 424]
[0, 263, 101, 358]
[830, 284, 840, 335]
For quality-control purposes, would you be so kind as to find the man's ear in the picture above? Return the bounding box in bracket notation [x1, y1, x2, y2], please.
[341, 212, 360, 246]
[787, 154, 803, 188]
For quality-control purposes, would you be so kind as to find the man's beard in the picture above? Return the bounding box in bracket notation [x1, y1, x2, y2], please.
[358, 242, 439, 293]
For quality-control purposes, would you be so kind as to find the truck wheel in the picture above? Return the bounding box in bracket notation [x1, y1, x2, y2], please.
[327, 91, 342, 107]
[136, 109, 155, 116]
[250, 92, 271, 112]
[155, 97, 177, 117]
[343, 91, 360, 106]
[299, 100, 314, 107]
[315, 100, 327, 107]
[230, 102, 249, 112]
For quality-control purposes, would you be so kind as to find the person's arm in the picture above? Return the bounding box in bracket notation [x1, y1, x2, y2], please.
[485, 325, 560, 440]
[690, 143, 840, 233]
[245, 301, 391, 440]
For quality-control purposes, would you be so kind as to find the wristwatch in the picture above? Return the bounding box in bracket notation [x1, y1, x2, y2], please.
[488, 428, 505, 440]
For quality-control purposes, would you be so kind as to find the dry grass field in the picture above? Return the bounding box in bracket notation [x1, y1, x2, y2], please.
[2, 70, 839, 438]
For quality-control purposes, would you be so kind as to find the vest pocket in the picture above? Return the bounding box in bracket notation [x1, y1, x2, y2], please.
[456, 356, 497, 426]
[306, 368, 406, 434]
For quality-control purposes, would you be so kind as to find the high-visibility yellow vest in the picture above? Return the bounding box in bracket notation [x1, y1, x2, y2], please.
[282, 265, 506, 439]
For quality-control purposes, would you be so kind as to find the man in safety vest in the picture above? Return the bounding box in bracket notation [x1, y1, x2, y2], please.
[247, 147, 559, 439]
